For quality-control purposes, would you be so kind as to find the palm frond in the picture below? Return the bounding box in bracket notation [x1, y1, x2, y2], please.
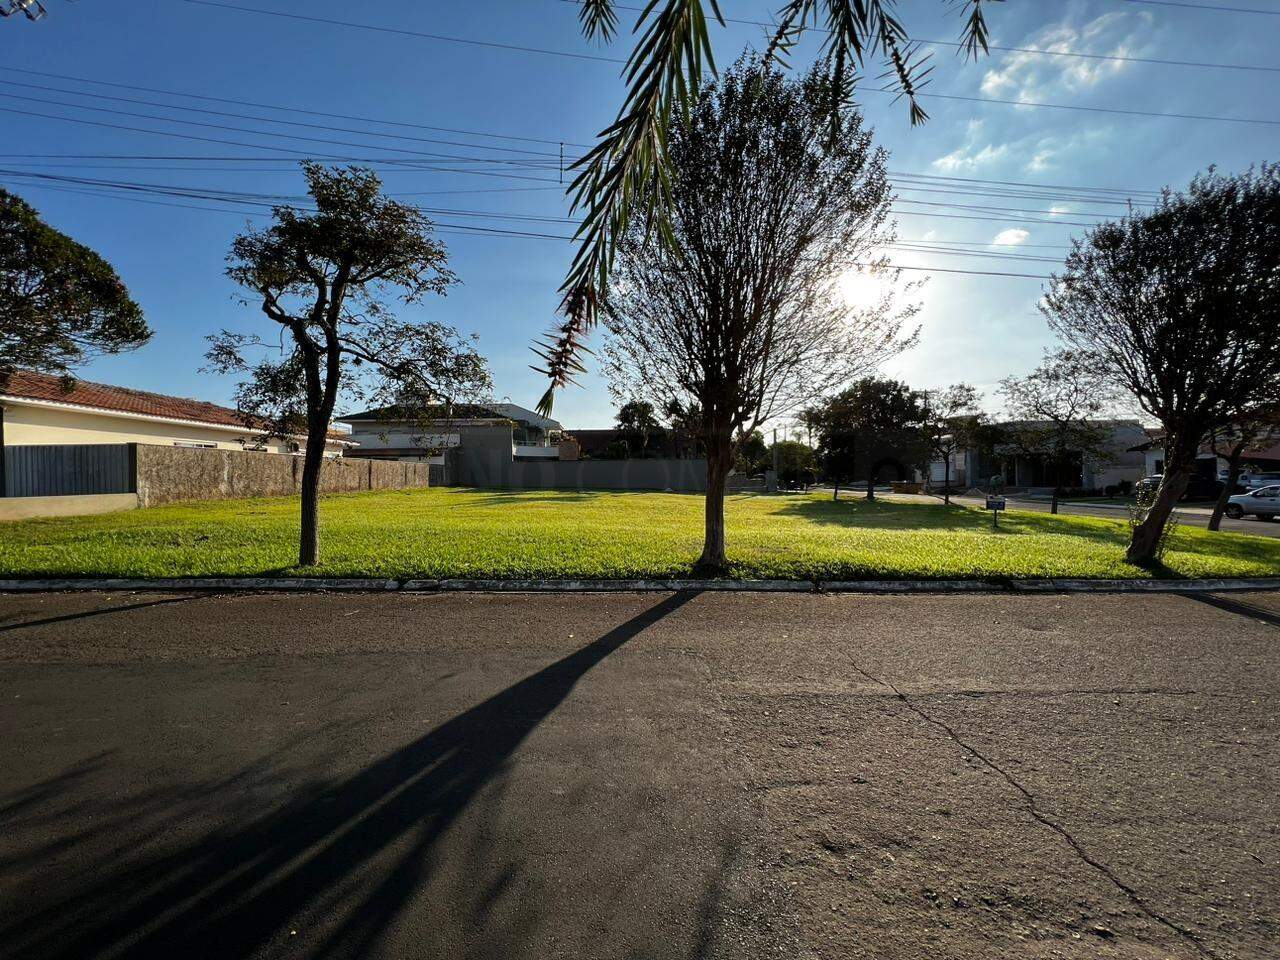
[576, 0, 620, 42]
[534, 0, 996, 416]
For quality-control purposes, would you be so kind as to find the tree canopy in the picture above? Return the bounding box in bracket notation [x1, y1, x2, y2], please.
[208, 163, 490, 566]
[534, 0, 998, 413]
[0, 188, 149, 384]
[1043, 164, 1280, 561]
[599, 60, 916, 569]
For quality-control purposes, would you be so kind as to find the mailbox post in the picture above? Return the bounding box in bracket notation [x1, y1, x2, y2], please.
[986, 494, 1006, 529]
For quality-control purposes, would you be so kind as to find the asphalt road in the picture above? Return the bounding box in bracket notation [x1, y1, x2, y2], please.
[2, 590, 1278, 960]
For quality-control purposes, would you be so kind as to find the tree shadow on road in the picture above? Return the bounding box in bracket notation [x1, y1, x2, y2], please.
[0, 591, 713, 960]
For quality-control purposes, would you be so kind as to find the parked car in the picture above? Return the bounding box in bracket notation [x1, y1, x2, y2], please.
[1135, 474, 1225, 502]
[1240, 471, 1280, 490]
[1224, 485, 1280, 520]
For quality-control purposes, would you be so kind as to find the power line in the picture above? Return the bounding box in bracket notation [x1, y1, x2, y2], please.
[181, 0, 1280, 126]
[0, 170, 1064, 277]
[0, 66, 595, 150]
[1113, 0, 1280, 15]
[180, 0, 627, 63]
[560, 0, 1280, 73]
[1, 79, 567, 159]
[0, 105, 565, 184]
[7, 91, 570, 168]
[867, 85, 1280, 128]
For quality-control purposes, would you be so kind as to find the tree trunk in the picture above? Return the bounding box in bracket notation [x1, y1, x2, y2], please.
[943, 456, 951, 506]
[1127, 445, 1194, 565]
[696, 432, 733, 574]
[866, 473, 875, 501]
[1051, 482, 1061, 515]
[1208, 445, 1245, 532]
[298, 435, 325, 566]
[833, 479, 839, 501]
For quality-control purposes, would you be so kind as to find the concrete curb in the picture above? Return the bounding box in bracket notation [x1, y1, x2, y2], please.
[0, 577, 1277, 594]
[1008, 578, 1280, 594]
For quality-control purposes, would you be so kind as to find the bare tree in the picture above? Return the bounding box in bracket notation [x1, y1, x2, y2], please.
[601, 61, 916, 572]
[208, 163, 491, 567]
[922, 384, 982, 505]
[1044, 165, 1280, 564]
[998, 350, 1117, 515]
[534, 1, 999, 413]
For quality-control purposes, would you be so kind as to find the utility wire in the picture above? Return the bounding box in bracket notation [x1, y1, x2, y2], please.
[180, 0, 1280, 126]
[558, 0, 1280, 72]
[1113, 0, 1280, 15]
[0, 66, 595, 149]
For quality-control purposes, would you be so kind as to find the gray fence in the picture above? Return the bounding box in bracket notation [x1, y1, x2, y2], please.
[0, 443, 430, 506]
[440, 448, 707, 493]
[3, 444, 135, 497]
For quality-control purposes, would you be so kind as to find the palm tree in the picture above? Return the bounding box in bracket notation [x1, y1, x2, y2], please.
[533, 0, 998, 414]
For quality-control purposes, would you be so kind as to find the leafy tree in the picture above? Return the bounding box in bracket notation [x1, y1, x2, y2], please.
[533, 0, 998, 413]
[600, 61, 915, 572]
[769, 439, 817, 490]
[615, 399, 663, 457]
[1044, 166, 1280, 564]
[207, 163, 490, 567]
[921, 384, 982, 505]
[1207, 411, 1280, 531]
[813, 378, 930, 501]
[999, 350, 1117, 515]
[0, 188, 149, 384]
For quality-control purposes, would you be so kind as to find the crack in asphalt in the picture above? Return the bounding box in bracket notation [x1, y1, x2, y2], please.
[841, 654, 1215, 959]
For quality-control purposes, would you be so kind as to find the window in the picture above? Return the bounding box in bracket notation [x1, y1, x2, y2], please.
[173, 441, 217, 449]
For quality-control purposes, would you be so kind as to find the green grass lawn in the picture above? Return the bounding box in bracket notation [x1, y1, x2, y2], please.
[0, 487, 1276, 581]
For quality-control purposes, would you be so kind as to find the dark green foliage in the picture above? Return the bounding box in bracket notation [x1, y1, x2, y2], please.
[208, 163, 490, 565]
[812, 378, 931, 493]
[615, 399, 664, 457]
[1045, 165, 1280, 561]
[0, 188, 149, 383]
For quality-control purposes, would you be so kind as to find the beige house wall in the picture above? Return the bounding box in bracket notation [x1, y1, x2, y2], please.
[2, 401, 348, 455]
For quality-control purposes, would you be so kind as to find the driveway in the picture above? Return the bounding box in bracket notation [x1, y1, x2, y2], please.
[1, 590, 1278, 959]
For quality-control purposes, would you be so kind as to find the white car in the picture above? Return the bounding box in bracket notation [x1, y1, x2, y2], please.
[1224, 484, 1280, 520]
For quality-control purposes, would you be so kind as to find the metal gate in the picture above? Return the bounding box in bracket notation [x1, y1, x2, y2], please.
[3, 444, 136, 497]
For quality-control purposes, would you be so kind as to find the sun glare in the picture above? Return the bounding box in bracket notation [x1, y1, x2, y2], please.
[838, 267, 892, 309]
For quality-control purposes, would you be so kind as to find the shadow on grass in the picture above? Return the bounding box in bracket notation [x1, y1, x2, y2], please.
[773, 496, 1126, 541]
[457, 487, 702, 507]
[0, 592, 724, 960]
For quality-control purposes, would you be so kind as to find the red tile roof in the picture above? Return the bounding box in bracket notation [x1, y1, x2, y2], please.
[1, 369, 352, 442]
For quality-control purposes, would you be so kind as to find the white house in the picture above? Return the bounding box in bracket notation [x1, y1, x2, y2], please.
[0, 369, 354, 456]
[337, 401, 565, 462]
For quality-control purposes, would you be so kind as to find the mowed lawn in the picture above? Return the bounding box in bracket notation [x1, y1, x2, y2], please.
[1, 487, 1278, 580]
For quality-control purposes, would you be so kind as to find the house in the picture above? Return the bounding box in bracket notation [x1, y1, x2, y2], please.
[0, 369, 354, 456]
[927, 419, 1148, 492]
[1130, 428, 1280, 480]
[336, 401, 565, 463]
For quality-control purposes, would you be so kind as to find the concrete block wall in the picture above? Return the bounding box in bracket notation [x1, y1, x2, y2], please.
[133, 445, 429, 507]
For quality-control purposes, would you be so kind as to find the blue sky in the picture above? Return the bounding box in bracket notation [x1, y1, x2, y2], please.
[3, 0, 1277, 428]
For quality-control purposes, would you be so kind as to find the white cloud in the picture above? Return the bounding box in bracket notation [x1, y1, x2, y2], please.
[980, 11, 1150, 102]
[992, 228, 1030, 246]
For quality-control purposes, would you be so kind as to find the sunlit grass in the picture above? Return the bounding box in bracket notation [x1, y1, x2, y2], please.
[0, 487, 1276, 580]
